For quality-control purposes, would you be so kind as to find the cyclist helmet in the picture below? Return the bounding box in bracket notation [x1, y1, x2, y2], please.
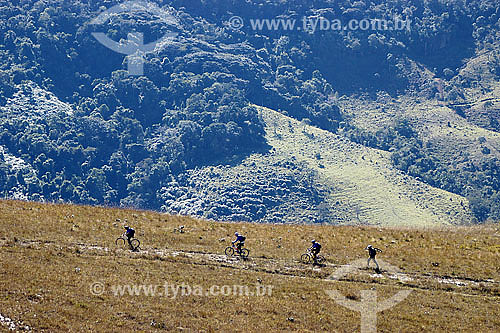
[311, 239, 316, 243]
[367, 244, 372, 248]
[124, 226, 129, 229]
[235, 232, 239, 236]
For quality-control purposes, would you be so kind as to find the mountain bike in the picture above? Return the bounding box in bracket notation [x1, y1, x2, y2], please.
[115, 234, 141, 251]
[173, 225, 185, 233]
[300, 249, 325, 264]
[225, 243, 250, 258]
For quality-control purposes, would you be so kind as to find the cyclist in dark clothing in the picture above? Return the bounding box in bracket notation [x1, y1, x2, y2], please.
[232, 232, 246, 254]
[124, 226, 135, 247]
[310, 240, 322, 263]
[365, 244, 382, 271]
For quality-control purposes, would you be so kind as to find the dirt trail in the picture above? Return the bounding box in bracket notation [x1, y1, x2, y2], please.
[4, 238, 499, 298]
[0, 312, 31, 332]
[447, 97, 500, 107]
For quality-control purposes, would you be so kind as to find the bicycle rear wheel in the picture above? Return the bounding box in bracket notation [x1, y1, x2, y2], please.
[300, 253, 311, 264]
[130, 238, 140, 251]
[225, 246, 235, 256]
[316, 255, 325, 264]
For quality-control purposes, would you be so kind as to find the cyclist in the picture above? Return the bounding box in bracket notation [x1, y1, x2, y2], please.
[365, 244, 382, 271]
[232, 232, 246, 254]
[310, 240, 322, 263]
[124, 225, 136, 249]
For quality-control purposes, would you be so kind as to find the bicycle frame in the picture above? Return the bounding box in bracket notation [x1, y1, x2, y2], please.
[306, 249, 318, 256]
[231, 243, 243, 253]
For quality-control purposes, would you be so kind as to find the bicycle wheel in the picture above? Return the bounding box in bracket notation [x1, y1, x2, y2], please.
[300, 253, 311, 264]
[115, 237, 126, 247]
[225, 246, 235, 256]
[316, 255, 326, 264]
[240, 248, 249, 258]
[130, 238, 140, 251]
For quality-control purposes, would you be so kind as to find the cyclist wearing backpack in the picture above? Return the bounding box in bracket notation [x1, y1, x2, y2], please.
[310, 240, 322, 263]
[124, 226, 135, 246]
[232, 232, 246, 254]
[366, 244, 382, 271]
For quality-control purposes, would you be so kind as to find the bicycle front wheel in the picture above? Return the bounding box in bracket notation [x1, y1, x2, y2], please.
[240, 248, 249, 258]
[225, 247, 235, 256]
[300, 253, 311, 264]
[115, 237, 126, 247]
[130, 238, 140, 251]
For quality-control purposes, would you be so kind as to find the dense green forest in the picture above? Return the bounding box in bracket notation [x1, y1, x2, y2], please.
[0, 0, 499, 222]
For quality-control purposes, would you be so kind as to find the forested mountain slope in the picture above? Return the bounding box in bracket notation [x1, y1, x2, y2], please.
[0, 0, 499, 223]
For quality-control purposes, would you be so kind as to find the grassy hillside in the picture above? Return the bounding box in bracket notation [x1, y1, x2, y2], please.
[175, 106, 473, 226]
[341, 91, 500, 167]
[1, 200, 499, 331]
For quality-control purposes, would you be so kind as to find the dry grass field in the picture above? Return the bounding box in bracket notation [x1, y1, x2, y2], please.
[0, 200, 499, 331]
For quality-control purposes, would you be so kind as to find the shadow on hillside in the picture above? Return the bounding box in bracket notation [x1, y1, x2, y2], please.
[313, 28, 475, 97]
[199, 139, 273, 169]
